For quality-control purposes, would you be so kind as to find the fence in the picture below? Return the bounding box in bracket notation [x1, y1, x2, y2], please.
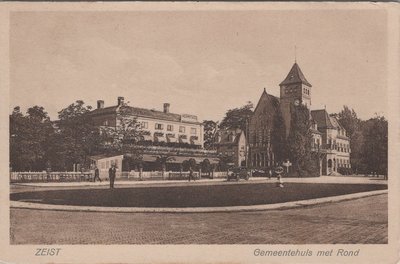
[10, 171, 93, 183]
[10, 170, 229, 183]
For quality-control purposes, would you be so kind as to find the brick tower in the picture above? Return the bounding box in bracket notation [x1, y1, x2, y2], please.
[279, 62, 312, 136]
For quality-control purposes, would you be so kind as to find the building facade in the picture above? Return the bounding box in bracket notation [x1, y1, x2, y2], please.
[247, 89, 281, 168]
[248, 62, 350, 175]
[89, 97, 218, 173]
[91, 97, 204, 147]
[214, 128, 247, 167]
[310, 110, 351, 175]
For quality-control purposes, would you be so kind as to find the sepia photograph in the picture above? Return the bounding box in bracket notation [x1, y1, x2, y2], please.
[1, 2, 399, 264]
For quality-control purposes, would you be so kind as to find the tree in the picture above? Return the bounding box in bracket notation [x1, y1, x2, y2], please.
[337, 106, 363, 173]
[56, 100, 102, 170]
[219, 102, 253, 131]
[203, 120, 218, 150]
[286, 104, 318, 177]
[10, 106, 55, 171]
[101, 103, 143, 155]
[201, 159, 212, 176]
[361, 116, 388, 176]
[154, 154, 176, 172]
[217, 154, 234, 171]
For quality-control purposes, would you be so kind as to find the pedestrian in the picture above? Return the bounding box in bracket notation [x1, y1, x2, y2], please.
[268, 168, 272, 180]
[93, 166, 101, 182]
[109, 164, 116, 189]
[188, 167, 195, 182]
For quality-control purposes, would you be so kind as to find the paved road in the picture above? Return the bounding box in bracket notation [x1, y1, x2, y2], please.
[10, 194, 387, 244]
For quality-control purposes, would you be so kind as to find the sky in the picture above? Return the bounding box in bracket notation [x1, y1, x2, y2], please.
[10, 9, 387, 121]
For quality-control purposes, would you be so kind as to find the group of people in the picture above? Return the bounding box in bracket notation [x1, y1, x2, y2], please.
[92, 164, 117, 189]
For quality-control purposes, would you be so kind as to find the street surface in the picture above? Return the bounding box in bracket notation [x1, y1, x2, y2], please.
[10, 194, 387, 244]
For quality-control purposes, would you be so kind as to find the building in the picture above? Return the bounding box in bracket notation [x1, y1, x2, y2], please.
[89, 97, 218, 172]
[247, 89, 281, 168]
[214, 128, 247, 167]
[310, 110, 351, 175]
[248, 62, 350, 175]
[91, 97, 204, 147]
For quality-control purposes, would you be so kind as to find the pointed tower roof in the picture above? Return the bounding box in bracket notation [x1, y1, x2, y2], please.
[279, 62, 312, 87]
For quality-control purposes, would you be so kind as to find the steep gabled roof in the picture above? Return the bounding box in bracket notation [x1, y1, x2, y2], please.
[215, 128, 244, 146]
[329, 115, 342, 129]
[253, 88, 280, 115]
[279, 62, 312, 87]
[311, 109, 335, 129]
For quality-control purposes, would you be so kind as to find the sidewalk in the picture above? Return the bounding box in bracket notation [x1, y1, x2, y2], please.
[11, 175, 387, 188]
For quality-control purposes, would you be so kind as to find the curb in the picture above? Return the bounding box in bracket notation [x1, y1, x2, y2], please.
[10, 189, 387, 213]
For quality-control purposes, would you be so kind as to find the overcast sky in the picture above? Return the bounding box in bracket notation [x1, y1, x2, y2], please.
[10, 9, 387, 121]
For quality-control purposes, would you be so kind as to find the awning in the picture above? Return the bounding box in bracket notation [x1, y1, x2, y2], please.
[166, 156, 220, 164]
[179, 136, 189, 144]
[191, 139, 201, 145]
[141, 154, 158, 162]
[141, 134, 153, 141]
[167, 135, 178, 143]
[155, 135, 166, 142]
[89, 154, 123, 161]
[124, 153, 157, 162]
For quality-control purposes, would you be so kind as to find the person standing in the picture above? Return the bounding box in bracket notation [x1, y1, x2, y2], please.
[188, 167, 195, 182]
[109, 164, 116, 189]
[268, 169, 272, 180]
[93, 166, 102, 182]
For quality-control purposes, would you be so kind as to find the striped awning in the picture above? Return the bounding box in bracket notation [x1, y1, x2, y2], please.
[166, 156, 219, 164]
[191, 139, 201, 145]
[179, 136, 189, 144]
[167, 135, 178, 143]
[154, 135, 166, 142]
[141, 134, 153, 141]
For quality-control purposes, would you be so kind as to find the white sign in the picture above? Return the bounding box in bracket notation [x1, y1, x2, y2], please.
[283, 160, 292, 173]
[181, 114, 198, 122]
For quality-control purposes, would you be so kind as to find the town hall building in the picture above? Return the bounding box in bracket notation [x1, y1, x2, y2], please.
[247, 62, 351, 175]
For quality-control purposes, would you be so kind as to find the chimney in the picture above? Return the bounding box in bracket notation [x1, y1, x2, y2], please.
[117, 96, 124, 106]
[97, 100, 104, 109]
[163, 103, 170, 113]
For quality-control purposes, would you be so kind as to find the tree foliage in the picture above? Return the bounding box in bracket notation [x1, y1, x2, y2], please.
[286, 104, 319, 177]
[336, 106, 388, 176]
[361, 116, 388, 175]
[202, 120, 218, 150]
[336, 106, 363, 173]
[219, 102, 253, 131]
[55, 100, 102, 170]
[10, 106, 55, 171]
[100, 103, 143, 155]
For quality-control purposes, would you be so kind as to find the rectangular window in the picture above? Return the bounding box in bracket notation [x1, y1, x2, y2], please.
[155, 123, 164, 130]
[141, 122, 148, 129]
[179, 126, 185, 133]
[191, 128, 196, 134]
[167, 124, 174, 131]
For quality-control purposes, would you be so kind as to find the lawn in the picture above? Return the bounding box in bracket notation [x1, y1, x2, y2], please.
[10, 182, 387, 208]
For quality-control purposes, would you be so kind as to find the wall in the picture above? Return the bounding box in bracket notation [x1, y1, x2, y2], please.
[136, 116, 203, 147]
